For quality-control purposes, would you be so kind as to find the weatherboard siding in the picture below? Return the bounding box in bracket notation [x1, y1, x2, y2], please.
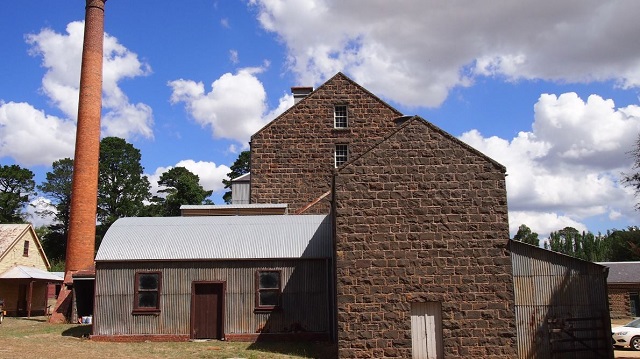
[93, 259, 330, 337]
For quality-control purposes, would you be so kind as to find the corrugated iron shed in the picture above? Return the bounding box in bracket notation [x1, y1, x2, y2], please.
[95, 214, 332, 261]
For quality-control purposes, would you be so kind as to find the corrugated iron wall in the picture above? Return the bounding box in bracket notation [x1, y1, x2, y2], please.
[510, 241, 613, 359]
[93, 259, 329, 336]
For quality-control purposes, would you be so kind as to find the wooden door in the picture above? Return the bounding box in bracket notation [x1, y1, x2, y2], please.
[191, 282, 224, 339]
[411, 301, 444, 359]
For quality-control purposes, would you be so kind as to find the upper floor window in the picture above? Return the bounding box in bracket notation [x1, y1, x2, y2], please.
[256, 270, 281, 311]
[335, 144, 348, 167]
[23, 241, 29, 257]
[334, 105, 348, 128]
[133, 272, 161, 314]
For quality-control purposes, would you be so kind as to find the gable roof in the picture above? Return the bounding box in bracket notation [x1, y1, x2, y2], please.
[336, 115, 506, 174]
[0, 224, 50, 268]
[597, 261, 640, 284]
[251, 72, 403, 140]
[95, 215, 333, 261]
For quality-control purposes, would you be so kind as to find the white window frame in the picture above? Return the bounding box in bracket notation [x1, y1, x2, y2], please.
[335, 144, 348, 167]
[334, 105, 348, 128]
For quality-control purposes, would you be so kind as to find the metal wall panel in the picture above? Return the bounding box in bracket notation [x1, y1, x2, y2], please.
[509, 241, 613, 359]
[93, 259, 330, 337]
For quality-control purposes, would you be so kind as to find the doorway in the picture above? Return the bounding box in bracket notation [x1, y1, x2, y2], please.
[190, 282, 225, 340]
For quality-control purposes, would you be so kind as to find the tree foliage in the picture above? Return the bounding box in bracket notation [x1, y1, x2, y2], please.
[36, 158, 74, 262]
[513, 224, 539, 246]
[156, 166, 213, 216]
[222, 151, 250, 204]
[607, 227, 640, 261]
[97, 137, 151, 239]
[624, 134, 640, 210]
[0, 164, 35, 223]
[544, 226, 610, 261]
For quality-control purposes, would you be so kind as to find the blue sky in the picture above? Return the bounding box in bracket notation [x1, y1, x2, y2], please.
[1, 1, 640, 238]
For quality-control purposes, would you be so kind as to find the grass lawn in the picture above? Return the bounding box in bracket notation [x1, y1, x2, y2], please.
[0, 316, 335, 359]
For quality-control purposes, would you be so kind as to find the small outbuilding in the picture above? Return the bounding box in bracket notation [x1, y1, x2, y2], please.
[0, 224, 62, 316]
[92, 215, 333, 342]
[511, 240, 613, 359]
[597, 261, 640, 318]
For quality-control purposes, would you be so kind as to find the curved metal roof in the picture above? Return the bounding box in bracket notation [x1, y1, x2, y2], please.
[95, 215, 332, 261]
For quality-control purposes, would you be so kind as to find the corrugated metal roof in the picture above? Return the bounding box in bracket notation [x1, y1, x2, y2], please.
[95, 215, 332, 261]
[597, 261, 640, 284]
[0, 265, 63, 281]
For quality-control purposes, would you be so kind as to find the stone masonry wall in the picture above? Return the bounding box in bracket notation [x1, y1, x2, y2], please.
[250, 73, 402, 214]
[334, 118, 517, 358]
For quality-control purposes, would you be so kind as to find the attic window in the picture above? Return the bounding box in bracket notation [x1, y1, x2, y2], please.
[335, 144, 348, 167]
[334, 105, 348, 128]
[23, 241, 29, 257]
[255, 270, 281, 311]
[133, 272, 162, 314]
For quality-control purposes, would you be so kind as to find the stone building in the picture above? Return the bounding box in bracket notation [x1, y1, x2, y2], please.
[249, 73, 518, 358]
[332, 116, 517, 358]
[250, 72, 402, 214]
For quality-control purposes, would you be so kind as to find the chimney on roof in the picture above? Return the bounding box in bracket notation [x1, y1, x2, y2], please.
[291, 87, 313, 104]
[393, 115, 414, 126]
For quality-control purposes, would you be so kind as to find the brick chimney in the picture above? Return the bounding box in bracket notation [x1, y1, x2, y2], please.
[291, 86, 313, 104]
[51, 0, 105, 323]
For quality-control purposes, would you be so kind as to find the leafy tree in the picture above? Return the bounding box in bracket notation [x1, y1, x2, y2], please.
[0, 164, 35, 223]
[36, 158, 73, 261]
[624, 134, 640, 210]
[513, 224, 540, 246]
[97, 137, 151, 241]
[608, 227, 640, 261]
[222, 151, 250, 204]
[545, 226, 612, 261]
[156, 167, 213, 216]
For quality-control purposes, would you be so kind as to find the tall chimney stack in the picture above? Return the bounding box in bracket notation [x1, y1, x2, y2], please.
[51, 0, 106, 323]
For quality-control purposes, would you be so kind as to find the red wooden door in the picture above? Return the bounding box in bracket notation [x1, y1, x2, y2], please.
[191, 282, 224, 339]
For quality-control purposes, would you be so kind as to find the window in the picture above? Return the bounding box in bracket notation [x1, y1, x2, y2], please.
[133, 272, 161, 314]
[335, 144, 348, 167]
[334, 105, 348, 128]
[256, 270, 281, 310]
[23, 241, 29, 257]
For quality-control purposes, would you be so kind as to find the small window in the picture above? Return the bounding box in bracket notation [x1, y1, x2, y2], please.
[256, 270, 281, 311]
[335, 144, 348, 167]
[23, 241, 29, 257]
[334, 105, 348, 128]
[133, 272, 161, 314]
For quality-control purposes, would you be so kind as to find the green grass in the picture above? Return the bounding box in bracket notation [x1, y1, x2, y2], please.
[0, 316, 336, 359]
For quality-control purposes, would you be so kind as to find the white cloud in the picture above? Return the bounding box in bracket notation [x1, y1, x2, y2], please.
[25, 197, 57, 228]
[0, 102, 75, 166]
[168, 68, 293, 144]
[249, 1, 640, 107]
[0, 21, 154, 166]
[460, 93, 640, 236]
[147, 160, 231, 201]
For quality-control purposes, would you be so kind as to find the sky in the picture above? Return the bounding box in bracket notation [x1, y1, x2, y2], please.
[1, 1, 640, 239]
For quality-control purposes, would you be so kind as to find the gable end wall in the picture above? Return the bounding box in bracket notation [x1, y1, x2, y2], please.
[334, 119, 517, 358]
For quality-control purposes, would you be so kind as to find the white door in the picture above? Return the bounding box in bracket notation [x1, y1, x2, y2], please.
[411, 302, 443, 359]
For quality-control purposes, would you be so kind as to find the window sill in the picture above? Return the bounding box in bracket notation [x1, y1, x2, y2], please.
[131, 309, 161, 316]
[254, 307, 281, 314]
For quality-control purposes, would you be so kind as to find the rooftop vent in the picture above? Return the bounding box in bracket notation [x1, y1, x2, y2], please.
[393, 115, 414, 126]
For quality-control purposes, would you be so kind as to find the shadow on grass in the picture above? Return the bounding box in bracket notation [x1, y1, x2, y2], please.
[16, 317, 49, 323]
[248, 341, 337, 359]
[62, 325, 91, 338]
